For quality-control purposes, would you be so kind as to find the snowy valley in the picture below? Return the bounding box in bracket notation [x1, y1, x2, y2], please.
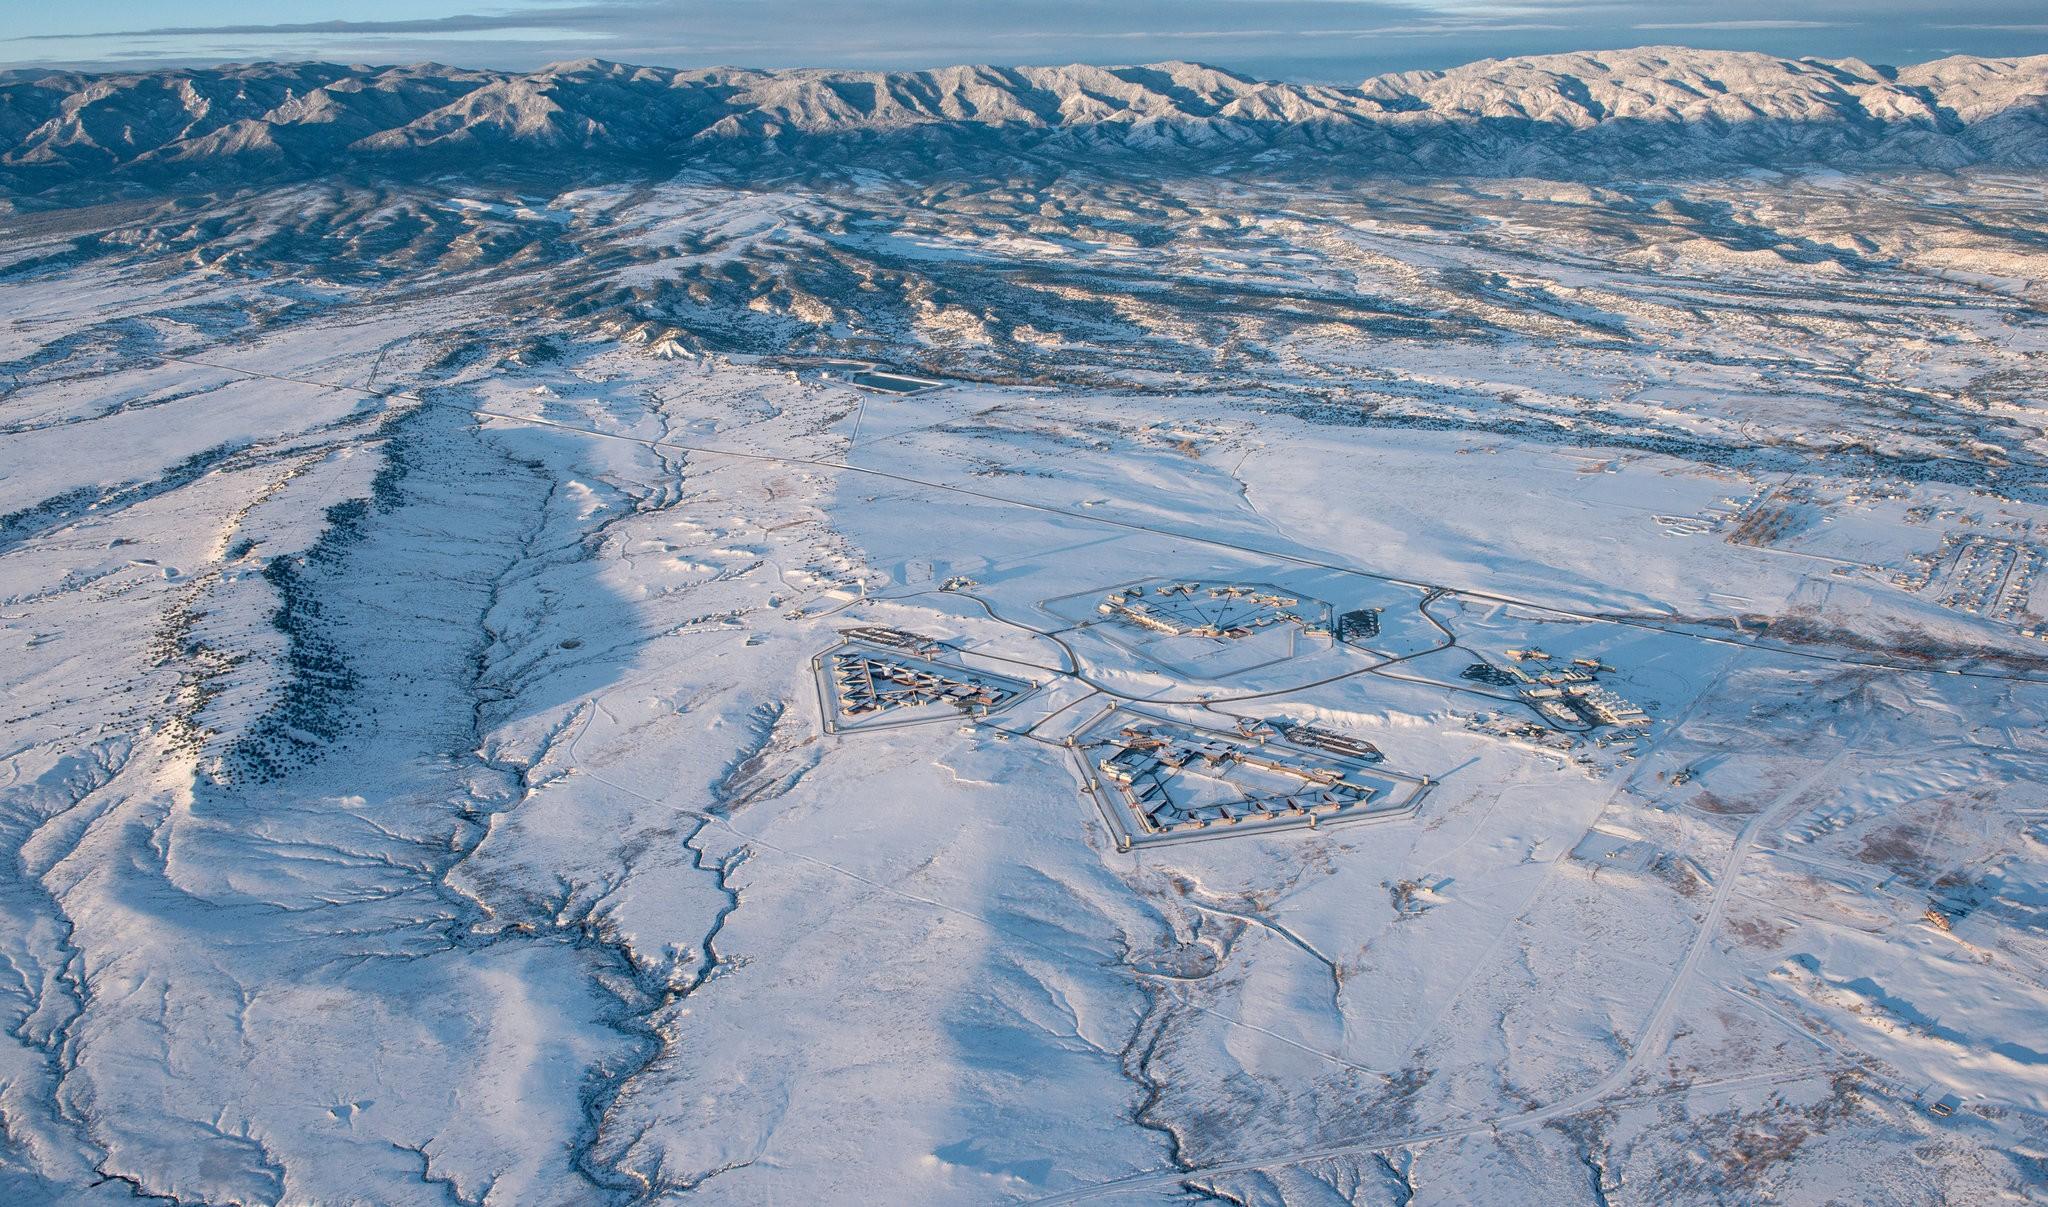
[3, 47, 2048, 1205]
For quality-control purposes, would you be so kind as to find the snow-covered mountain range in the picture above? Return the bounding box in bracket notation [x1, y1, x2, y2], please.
[4, 47, 2046, 195]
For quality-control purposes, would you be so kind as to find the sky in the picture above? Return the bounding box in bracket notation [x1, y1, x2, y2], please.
[6, 1, 2047, 81]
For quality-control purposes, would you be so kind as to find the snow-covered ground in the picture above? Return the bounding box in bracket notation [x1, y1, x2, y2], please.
[3, 169, 2047, 1204]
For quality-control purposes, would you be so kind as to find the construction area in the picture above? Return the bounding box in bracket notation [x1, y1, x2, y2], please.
[1899, 532, 2045, 636]
[1070, 710, 1427, 848]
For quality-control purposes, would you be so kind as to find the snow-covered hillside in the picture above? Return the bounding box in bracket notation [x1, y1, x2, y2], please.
[3, 46, 2048, 1207]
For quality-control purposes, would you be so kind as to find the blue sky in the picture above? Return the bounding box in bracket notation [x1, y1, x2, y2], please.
[6, 1, 2046, 79]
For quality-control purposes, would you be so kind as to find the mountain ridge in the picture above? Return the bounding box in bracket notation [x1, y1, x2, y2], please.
[3, 47, 2045, 198]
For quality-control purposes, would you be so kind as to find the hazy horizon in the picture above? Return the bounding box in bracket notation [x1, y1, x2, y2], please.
[7, 0, 2048, 82]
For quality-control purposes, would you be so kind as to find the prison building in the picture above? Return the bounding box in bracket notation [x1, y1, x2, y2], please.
[1284, 725, 1383, 761]
[1268, 784, 1370, 816]
[1106, 601, 1186, 635]
[1101, 745, 1166, 784]
[1566, 684, 1649, 726]
[1338, 609, 1382, 641]
[832, 654, 887, 714]
[840, 626, 939, 654]
[1235, 749, 1346, 786]
[832, 651, 1012, 716]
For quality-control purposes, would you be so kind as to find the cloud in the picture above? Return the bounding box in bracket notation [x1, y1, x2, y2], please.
[984, 29, 1295, 42]
[1335, 22, 1571, 36]
[16, 4, 656, 42]
[3, 0, 2046, 80]
[1633, 20, 1843, 31]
